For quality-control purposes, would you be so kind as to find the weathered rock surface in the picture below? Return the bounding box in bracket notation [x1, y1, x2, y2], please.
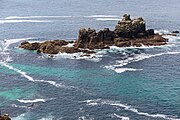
[19, 14, 168, 54]
[19, 40, 95, 54]
[74, 14, 167, 50]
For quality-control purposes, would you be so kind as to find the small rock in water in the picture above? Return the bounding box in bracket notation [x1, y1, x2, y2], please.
[172, 31, 179, 33]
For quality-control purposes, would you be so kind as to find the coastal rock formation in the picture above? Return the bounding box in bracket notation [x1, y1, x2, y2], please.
[115, 14, 147, 38]
[74, 14, 167, 50]
[19, 14, 168, 54]
[19, 40, 95, 54]
[74, 28, 115, 49]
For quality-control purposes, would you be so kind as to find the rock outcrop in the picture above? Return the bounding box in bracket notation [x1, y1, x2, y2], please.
[19, 14, 168, 54]
[74, 14, 167, 50]
[19, 40, 95, 54]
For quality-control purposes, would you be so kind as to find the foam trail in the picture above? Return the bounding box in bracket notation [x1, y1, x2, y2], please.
[83, 99, 180, 120]
[4, 38, 33, 51]
[54, 52, 102, 62]
[85, 15, 119, 18]
[11, 113, 27, 120]
[17, 98, 55, 103]
[12, 104, 33, 109]
[105, 51, 180, 73]
[5, 16, 72, 19]
[113, 68, 143, 73]
[0, 20, 52, 24]
[113, 114, 130, 120]
[0, 62, 75, 89]
[96, 18, 120, 21]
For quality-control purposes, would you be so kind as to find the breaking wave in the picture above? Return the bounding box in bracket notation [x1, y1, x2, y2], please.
[84, 15, 119, 18]
[0, 20, 52, 24]
[53, 52, 103, 62]
[110, 68, 143, 73]
[11, 104, 33, 109]
[105, 51, 180, 73]
[17, 98, 54, 103]
[96, 18, 120, 21]
[5, 16, 72, 19]
[82, 99, 180, 120]
[0, 62, 76, 89]
[112, 114, 130, 120]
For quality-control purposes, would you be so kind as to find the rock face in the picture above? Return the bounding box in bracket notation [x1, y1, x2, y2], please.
[19, 14, 168, 54]
[115, 14, 146, 38]
[74, 28, 115, 49]
[74, 14, 167, 50]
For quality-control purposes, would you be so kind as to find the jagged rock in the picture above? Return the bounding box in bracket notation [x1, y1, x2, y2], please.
[20, 41, 40, 50]
[74, 28, 115, 49]
[115, 14, 146, 38]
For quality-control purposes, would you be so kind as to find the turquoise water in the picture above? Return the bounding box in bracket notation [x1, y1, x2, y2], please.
[0, 0, 180, 120]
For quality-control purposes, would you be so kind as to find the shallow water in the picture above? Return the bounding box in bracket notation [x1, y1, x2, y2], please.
[0, 0, 180, 120]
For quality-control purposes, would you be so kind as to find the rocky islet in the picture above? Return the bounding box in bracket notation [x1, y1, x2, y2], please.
[19, 14, 169, 55]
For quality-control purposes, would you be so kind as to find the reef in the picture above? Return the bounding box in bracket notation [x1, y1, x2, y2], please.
[19, 14, 169, 54]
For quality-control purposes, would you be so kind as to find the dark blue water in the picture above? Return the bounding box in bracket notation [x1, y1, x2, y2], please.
[0, 0, 180, 120]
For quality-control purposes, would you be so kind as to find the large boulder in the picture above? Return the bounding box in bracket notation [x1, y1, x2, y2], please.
[20, 41, 40, 50]
[74, 28, 115, 49]
[114, 14, 146, 38]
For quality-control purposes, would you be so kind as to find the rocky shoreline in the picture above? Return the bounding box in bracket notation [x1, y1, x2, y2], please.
[19, 14, 171, 55]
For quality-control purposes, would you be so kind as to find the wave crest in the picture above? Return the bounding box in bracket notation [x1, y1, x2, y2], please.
[83, 99, 180, 120]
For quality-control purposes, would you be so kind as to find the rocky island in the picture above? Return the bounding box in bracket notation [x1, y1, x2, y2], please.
[19, 14, 168, 54]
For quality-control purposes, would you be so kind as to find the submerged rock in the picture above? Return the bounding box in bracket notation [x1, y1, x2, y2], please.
[19, 14, 168, 55]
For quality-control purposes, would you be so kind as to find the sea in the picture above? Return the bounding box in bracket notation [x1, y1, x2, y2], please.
[0, 0, 180, 120]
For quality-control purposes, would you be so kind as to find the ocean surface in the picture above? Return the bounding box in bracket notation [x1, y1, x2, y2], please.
[0, 0, 180, 120]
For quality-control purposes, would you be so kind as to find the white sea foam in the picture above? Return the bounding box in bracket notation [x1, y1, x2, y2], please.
[39, 116, 54, 120]
[96, 18, 120, 21]
[54, 52, 102, 62]
[105, 51, 180, 73]
[11, 113, 27, 120]
[113, 114, 130, 120]
[155, 29, 170, 35]
[4, 38, 33, 51]
[0, 62, 75, 89]
[0, 37, 76, 90]
[83, 99, 180, 120]
[5, 16, 72, 19]
[11, 104, 33, 109]
[17, 99, 46, 103]
[113, 68, 143, 73]
[84, 15, 119, 18]
[0, 38, 34, 63]
[0, 20, 51, 24]
[12, 112, 54, 120]
[163, 35, 180, 43]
